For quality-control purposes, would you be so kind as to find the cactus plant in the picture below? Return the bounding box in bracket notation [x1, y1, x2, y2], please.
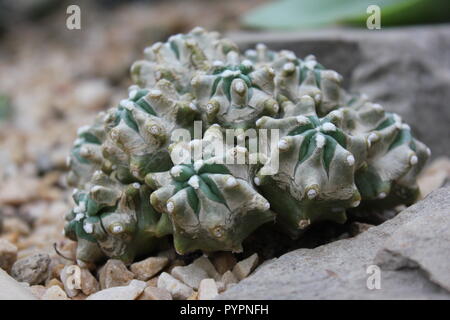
[65, 27, 430, 265]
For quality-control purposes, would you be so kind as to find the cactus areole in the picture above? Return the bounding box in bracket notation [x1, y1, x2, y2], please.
[65, 27, 430, 265]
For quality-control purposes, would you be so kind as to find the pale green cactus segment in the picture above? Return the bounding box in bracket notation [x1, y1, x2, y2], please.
[67, 112, 107, 188]
[65, 27, 430, 263]
[65, 171, 170, 265]
[255, 113, 362, 238]
[191, 56, 279, 129]
[146, 125, 274, 254]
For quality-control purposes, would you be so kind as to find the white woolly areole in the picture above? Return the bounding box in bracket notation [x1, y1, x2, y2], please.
[83, 223, 94, 234]
[213, 60, 224, 67]
[367, 133, 378, 146]
[206, 103, 216, 114]
[78, 201, 86, 213]
[90, 185, 102, 193]
[77, 125, 90, 136]
[188, 175, 200, 189]
[121, 100, 135, 111]
[222, 70, 241, 78]
[189, 139, 202, 149]
[372, 103, 383, 112]
[128, 89, 138, 100]
[132, 182, 140, 189]
[314, 93, 322, 102]
[193, 160, 204, 171]
[256, 43, 267, 51]
[189, 103, 197, 111]
[166, 201, 175, 213]
[329, 109, 343, 119]
[233, 80, 246, 93]
[254, 177, 261, 186]
[346, 154, 355, 166]
[149, 125, 160, 135]
[307, 189, 318, 199]
[149, 89, 162, 97]
[410, 155, 418, 165]
[378, 192, 387, 199]
[278, 139, 290, 151]
[304, 60, 317, 69]
[170, 165, 183, 177]
[315, 134, 326, 148]
[283, 62, 296, 72]
[296, 115, 309, 125]
[75, 213, 84, 221]
[241, 59, 253, 67]
[226, 177, 239, 188]
[245, 49, 257, 57]
[321, 122, 336, 132]
[351, 200, 360, 208]
[112, 224, 124, 234]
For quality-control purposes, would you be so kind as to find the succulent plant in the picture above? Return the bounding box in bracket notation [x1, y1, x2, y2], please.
[65, 27, 430, 265]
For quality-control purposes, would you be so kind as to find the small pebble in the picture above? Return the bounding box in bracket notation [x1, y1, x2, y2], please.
[0, 239, 18, 272]
[198, 278, 218, 300]
[130, 256, 168, 281]
[138, 286, 172, 300]
[98, 259, 134, 289]
[87, 284, 144, 300]
[232, 253, 259, 280]
[157, 272, 193, 300]
[42, 285, 69, 300]
[11, 253, 51, 285]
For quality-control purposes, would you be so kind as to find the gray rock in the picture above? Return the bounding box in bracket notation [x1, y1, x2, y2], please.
[86, 283, 144, 300]
[220, 187, 450, 299]
[0, 269, 36, 300]
[10, 253, 50, 285]
[98, 259, 134, 289]
[157, 272, 193, 300]
[0, 239, 17, 272]
[229, 24, 450, 158]
[374, 207, 450, 291]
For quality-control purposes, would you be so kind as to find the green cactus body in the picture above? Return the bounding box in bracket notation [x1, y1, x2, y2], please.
[65, 27, 430, 264]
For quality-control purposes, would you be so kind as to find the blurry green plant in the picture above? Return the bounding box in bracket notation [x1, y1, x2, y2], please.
[0, 95, 13, 121]
[243, 0, 450, 30]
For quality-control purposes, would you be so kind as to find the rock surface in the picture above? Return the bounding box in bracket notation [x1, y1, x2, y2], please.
[86, 283, 144, 300]
[220, 187, 450, 300]
[157, 272, 193, 300]
[171, 263, 209, 290]
[198, 278, 219, 300]
[0, 239, 18, 272]
[130, 256, 168, 281]
[0, 268, 36, 300]
[232, 253, 259, 281]
[10, 253, 50, 285]
[138, 286, 172, 300]
[41, 285, 69, 300]
[229, 24, 450, 158]
[98, 259, 134, 289]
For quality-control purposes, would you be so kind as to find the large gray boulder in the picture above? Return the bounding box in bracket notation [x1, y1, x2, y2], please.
[229, 25, 450, 158]
[0, 269, 36, 300]
[219, 187, 450, 299]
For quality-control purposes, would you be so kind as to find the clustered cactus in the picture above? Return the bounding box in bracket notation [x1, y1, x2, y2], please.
[65, 27, 430, 265]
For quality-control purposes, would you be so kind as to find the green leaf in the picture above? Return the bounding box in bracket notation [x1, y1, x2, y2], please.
[242, 0, 450, 30]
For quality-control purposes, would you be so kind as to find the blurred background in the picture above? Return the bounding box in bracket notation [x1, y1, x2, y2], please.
[0, 0, 449, 261]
